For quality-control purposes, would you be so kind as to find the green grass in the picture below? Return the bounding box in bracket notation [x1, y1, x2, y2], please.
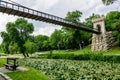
[104, 46, 120, 54]
[6, 67, 51, 80]
[41, 46, 120, 55]
[41, 46, 91, 55]
[0, 59, 6, 67]
[0, 59, 51, 80]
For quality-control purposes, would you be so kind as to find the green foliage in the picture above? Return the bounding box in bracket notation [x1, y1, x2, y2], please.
[6, 67, 51, 80]
[0, 59, 6, 67]
[102, 0, 117, 5]
[37, 52, 120, 63]
[106, 11, 120, 46]
[34, 35, 50, 51]
[62, 10, 83, 49]
[9, 42, 19, 54]
[83, 13, 100, 45]
[106, 11, 120, 31]
[0, 18, 34, 57]
[0, 43, 9, 53]
[83, 13, 100, 29]
[65, 10, 82, 23]
[0, 32, 10, 54]
[50, 29, 63, 50]
[18, 59, 120, 80]
[24, 40, 38, 54]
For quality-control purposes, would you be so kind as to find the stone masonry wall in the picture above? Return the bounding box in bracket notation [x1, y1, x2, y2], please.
[91, 31, 114, 51]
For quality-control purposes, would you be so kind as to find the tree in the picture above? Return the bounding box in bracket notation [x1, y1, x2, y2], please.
[105, 11, 120, 46]
[0, 18, 34, 57]
[0, 32, 10, 54]
[50, 29, 63, 52]
[9, 42, 19, 54]
[34, 35, 49, 51]
[83, 14, 100, 45]
[83, 14, 100, 29]
[105, 11, 120, 31]
[62, 10, 84, 49]
[102, 0, 117, 5]
[24, 40, 38, 55]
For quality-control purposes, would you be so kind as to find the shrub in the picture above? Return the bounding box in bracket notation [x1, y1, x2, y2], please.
[36, 52, 120, 63]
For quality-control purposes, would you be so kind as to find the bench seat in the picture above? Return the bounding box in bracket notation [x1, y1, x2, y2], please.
[4, 64, 18, 71]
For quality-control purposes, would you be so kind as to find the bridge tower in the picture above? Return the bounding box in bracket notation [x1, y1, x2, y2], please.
[91, 16, 114, 51]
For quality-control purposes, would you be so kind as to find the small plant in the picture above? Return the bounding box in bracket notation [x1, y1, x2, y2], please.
[17, 59, 120, 80]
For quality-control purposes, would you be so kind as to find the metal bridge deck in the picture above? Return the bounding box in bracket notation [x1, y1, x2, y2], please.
[0, 1, 100, 34]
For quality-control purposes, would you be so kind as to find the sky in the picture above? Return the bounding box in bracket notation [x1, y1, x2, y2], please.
[0, 0, 119, 43]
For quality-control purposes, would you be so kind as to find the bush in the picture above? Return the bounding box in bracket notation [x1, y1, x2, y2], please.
[103, 55, 120, 63]
[73, 54, 91, 60]
[36, 52, 120, 63]
[90, 53, 103, 61]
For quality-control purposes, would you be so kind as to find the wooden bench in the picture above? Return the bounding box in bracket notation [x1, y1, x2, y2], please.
[4, 58, 19, 71]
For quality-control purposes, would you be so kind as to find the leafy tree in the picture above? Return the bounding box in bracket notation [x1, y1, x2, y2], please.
[34, 35, 49, 51]
[24, 40, 38, 55]
[83, 14, 100, 28]
[83, 13, 100, 45]
[0, 18, 34, 57]
[105, 11, 120, 31]
[0, 32, 10, 54]
[62, 10, 84, 49]
[105, 11, 120, 46]
[50, 29, 63, 52]
[9, 42, 19, 54]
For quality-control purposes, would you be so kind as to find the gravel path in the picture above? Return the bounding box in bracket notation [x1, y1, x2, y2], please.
[0, 67, 28, 73]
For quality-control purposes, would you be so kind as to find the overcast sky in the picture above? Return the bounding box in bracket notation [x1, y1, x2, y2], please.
[0, 0, 119, 43]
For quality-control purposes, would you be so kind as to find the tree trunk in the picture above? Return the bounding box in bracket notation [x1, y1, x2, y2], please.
[26, 53, 29, 57]
[79, 44, 82, 50]
[23, 52, 27, 58]
[58, 44, 60, 54]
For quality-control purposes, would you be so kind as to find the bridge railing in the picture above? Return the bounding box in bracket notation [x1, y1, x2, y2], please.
[0, 0, 100, 34]
[0, 1, 72, 25]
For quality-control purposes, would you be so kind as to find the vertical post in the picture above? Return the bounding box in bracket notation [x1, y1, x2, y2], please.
[18, 6, 19, 11]
[5, 1, 7, 8]
[0, 1, 1, 5]
[33, 10, 34, 14]
[14, 59, 16, 66]
[7, 58, 9, 64]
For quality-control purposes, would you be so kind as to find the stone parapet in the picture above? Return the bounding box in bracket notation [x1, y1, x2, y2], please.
[0, 72, 12, 80]
[92, 16, 105, 23]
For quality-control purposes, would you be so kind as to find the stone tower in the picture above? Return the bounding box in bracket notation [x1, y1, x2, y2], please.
[91, 16, 114, 51]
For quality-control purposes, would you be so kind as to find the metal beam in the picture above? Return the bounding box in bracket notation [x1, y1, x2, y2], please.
[0, 1, 100, 34]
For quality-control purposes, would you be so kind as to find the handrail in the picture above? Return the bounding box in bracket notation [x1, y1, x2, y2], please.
[0, 0, 100, 34]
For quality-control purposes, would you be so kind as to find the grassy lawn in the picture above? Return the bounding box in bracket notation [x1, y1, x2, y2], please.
[0, 59, 51, 80]
[104, 46, 120, 54]
[41, 46, 120, 55]
[41, 46, 91, 54]
[6, 67, 51, 80]
[0, 59, 6, 67]
[1, 46, 119, 58]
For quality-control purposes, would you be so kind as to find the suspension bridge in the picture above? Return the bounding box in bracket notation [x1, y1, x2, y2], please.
[0, 0, 100, 34]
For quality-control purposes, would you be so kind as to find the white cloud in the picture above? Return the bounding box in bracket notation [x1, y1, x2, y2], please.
[0, 13, 18, 44]
[0, 14, 17, 31]
[14, 0, 59, 11]
[32, 25, 61, 36]
[0, 0, 119, 44]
